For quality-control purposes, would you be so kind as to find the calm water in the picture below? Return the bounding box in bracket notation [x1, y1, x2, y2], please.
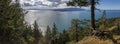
[25, 10, 120, 32]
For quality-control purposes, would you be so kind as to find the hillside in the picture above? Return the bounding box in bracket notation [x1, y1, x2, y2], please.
[77, 25, 120, 44]
[77, 36, 114, 44]
[77, 35, 120, 44]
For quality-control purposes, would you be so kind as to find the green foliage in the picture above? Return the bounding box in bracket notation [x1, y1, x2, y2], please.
[96, 10, 107, 29]
[67, 0, 89, 7]
[33, 21, 42, 38]
[0, 0, 38, 44]
[110, 18, 120, 35]
[97, 10, 106, 23]
[67, 0, 100, 7]
[23, 25, 34, 44]
[51, 23, 59, 44]
[45, 25, 51, 44]
[0, 0, 119, 44]
[33, 21, 42, 44]
[68, 19, 90, 42]
[0, 0, 27, 44]
[52, 23, 58, 36]
[67, 0, 100, 30]
[57, 29, 69, 44]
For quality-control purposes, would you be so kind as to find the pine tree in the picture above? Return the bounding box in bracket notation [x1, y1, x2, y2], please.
[51, 23, 58, 44]
[98, 10, 106, 24]
[97, 10, 107, 29]
[61, 29, 69, 44]
[67, 0, 100, 30]
[67, 0, 89, 7]
[45, 25, 51, 44]
[23, 25, 34, 44]
[69, 19, 79, 42]
[0, 0, 27, 44]
[33, 21, 42, 44]
[52, 23, 58, 36]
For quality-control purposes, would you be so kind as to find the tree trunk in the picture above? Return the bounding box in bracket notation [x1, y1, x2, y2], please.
[91, 0, 95, 30]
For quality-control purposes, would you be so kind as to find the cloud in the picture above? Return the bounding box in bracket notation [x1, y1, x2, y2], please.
[48, 0, 61, 2]
[20, 0, 70, 8]
[57, 3, 67, 8]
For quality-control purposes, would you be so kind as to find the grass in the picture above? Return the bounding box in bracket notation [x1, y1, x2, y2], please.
[77, 36, 114, 44]
[77, 25, 120, 44]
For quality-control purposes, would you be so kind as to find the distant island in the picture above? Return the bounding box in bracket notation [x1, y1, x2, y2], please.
[52, 8, 85, 11]
[24, 7, 85, 11]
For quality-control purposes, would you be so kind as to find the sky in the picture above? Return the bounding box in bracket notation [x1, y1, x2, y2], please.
[97, 0, 120, 10]
[19, 0, 120, 10]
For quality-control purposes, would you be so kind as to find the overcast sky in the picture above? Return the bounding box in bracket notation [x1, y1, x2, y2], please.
[19, 0, 120, 10]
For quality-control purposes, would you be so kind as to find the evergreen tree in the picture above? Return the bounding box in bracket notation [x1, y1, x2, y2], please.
[69, 19, 80, 42]
[101, 10, 106, 20]
[97, 10, 107, 29]
[51, 23, 58, 44]
[52, 23, 58, 36]
[45, 25, 51, 44]
[33, 21, 42, 44]
[98, 10, 106, 24]
[23, 25, 34, 44]
[0, 0, 27, 44]
[61, 29, 69, 44]
[67, 0, 100, 30]
[68, 19, 89, 42]
[67, 0, 89, 7]
[90, 0, 95, 30]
